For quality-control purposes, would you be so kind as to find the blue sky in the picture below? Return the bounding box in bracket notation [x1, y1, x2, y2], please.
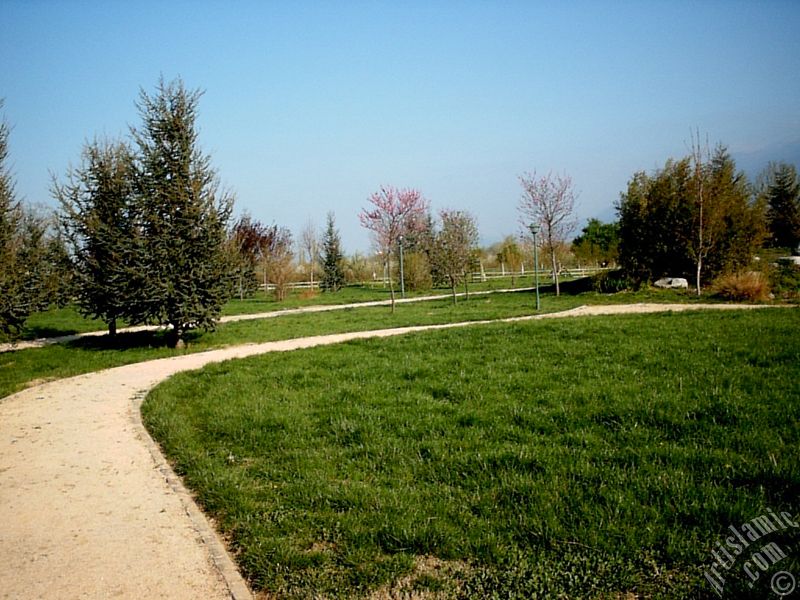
[2, 1, 799, 252]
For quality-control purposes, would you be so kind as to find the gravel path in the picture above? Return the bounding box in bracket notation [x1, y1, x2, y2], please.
[0, 303, 775, 599]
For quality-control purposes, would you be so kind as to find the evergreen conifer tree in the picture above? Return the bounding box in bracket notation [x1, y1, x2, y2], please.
[764, 163, 800, 249]
[55, 140, 137, 336]
[0, 101, 49, 336]
[321, 212, 345, 292]
[130, 77, 234, 346]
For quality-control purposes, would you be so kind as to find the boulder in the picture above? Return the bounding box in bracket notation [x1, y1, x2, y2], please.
[654, 277, 689, 289]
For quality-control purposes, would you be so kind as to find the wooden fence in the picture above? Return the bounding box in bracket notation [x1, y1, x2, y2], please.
[469, 266, 613, 283]
[259, 266, 613, 291]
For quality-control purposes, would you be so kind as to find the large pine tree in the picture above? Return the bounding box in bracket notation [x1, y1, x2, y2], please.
[131, 77, 234, 346]
[56, 140, 137, 336]
[321, 212, 345, 292]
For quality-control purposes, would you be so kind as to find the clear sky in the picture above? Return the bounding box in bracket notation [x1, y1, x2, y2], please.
[2, 0, 799, 252]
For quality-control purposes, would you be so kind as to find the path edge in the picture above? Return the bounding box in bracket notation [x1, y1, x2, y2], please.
[129, 389, 254, 600]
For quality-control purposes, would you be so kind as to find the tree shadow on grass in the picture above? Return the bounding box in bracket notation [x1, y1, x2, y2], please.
[65, 328, 203, 352]
[21, 325, 81, 340]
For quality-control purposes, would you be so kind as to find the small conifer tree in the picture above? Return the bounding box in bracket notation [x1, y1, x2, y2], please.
[321, 212, 345, 292]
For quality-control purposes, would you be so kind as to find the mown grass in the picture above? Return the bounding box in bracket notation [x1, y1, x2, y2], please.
[142, 309, 799, 599]
[0, 287, 702, 400]
[21, 304, 112, 338]
[222, 275, 601, 315]
[3, 274, 674, 340]
[0, 290, 543, 398]
[9, 279, 538, 340]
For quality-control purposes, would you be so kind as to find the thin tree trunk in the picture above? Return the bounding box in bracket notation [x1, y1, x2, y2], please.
[551, 251, 560, 296]
[696, 201, 704, 298]
[387, 257, 395, 313]
[108, 318, 116, 338]
[451, 282, 457, 305]
[696, 258, 702, 297]
[693, 131, 705, 298]
[167, 325, 181, 349]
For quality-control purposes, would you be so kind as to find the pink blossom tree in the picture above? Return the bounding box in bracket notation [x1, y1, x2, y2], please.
[518, 171, 578, 296]
[359, 185, 429, 311]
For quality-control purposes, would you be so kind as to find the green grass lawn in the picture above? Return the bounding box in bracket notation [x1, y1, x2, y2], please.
[142, 309, 800, 599]
[0, 289, 548, 398]
[4, 274, 634, 340]
[13, 279, 539, 339]
[0, 287, 705, 400]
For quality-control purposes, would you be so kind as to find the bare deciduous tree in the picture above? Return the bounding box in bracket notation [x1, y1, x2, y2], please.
[262, 225, 294, 301]
[432, 209, 479, 304]
[299, 218, 319, 287]
[359, 185, 429, 312]
[688, 130, 726, 297]
[518, 171, 578, 295]
[496, 235, 524, 286]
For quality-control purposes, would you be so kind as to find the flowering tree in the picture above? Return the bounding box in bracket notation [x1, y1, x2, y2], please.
[359, 185, 429, 311]
[518, 171, 578, 295]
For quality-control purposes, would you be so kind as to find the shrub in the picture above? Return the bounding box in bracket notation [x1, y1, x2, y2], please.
[404, 252, 433, 292]
[712, 271, 770, 302]
[591, 269, 636, 293]
[769, 262, 800, 301]
[343, 253, 371, 284]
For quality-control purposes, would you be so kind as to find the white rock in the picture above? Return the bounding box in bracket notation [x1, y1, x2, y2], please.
[654, 277, 689, 289]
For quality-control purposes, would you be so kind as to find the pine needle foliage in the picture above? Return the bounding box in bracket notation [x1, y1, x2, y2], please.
[0, 101, 51, 336]
[130, 77, 234, 346]
[321, 212, 345, 292]
[55, 140, 137, 336]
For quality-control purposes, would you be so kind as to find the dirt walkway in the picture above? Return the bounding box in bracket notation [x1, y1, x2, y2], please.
[0, 288, 533, 353]
[0, 304, 776, 598]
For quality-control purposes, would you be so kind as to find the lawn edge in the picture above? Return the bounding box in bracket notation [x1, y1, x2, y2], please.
[129, 388, 255, 600]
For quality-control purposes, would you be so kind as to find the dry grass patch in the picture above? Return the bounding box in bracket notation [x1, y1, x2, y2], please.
[711, 271, 770, 302]
[367, 557, 471, 600]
